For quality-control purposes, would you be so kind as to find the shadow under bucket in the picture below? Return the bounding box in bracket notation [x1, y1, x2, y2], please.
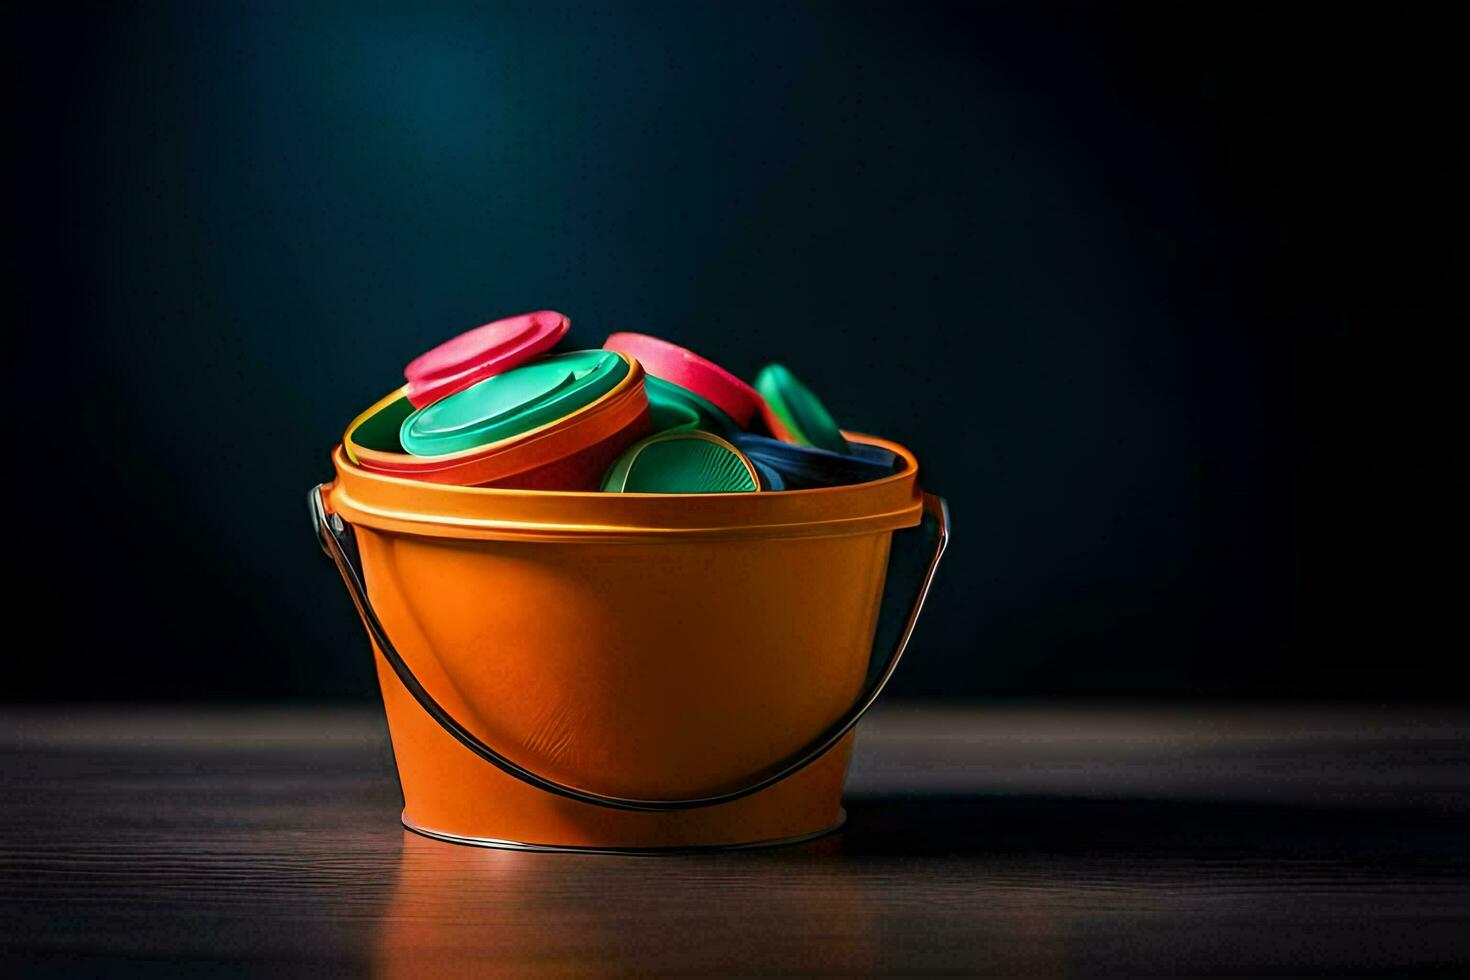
[312, 435, 947, 852]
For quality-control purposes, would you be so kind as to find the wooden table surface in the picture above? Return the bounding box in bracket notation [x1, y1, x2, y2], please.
[3, 702, 1468, 976]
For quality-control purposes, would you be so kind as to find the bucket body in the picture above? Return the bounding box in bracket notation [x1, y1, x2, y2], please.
[326, 435, 924, 850]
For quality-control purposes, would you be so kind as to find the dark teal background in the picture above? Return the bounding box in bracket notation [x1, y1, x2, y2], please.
[10, 3, 1467, 699]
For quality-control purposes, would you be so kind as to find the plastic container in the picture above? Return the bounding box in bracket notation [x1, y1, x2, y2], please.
[604, 333, 762, 427]
[404, 310, 569, 408]
[310, 435, 948, 852]
[343, 353, 651, 490]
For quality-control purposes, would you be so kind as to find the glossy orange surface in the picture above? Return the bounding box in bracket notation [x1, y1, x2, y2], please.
[325, 435, 923, 848]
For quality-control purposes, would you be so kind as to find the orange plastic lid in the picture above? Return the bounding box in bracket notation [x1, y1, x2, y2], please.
[345, 353, 650, 486]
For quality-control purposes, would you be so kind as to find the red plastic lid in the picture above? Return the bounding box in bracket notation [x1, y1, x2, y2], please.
[404, 311, 570, 408]
[603, 332, 761, 427]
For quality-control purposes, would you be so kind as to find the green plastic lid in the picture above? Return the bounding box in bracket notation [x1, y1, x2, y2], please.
[753, 363, 850, 454]
[601, 431, 760, 494]
[645, 376, 739, 436]
[400, 350, 627, 457]
[646, 394, 701, 434]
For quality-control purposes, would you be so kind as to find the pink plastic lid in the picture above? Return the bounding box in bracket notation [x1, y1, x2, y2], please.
[602, 332, 761, 427]
[404, 311, 570, 408]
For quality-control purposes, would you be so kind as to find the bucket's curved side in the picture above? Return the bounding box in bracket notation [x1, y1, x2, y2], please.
[376, 645, 857, 849]
[316, 433, 943, 850]
[354, 523, 889, 848]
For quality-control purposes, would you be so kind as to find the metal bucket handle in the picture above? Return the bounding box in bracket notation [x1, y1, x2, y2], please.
[310, 483, 949, 813]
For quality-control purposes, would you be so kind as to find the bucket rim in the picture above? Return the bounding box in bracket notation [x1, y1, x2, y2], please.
[327, 432, 923, 542]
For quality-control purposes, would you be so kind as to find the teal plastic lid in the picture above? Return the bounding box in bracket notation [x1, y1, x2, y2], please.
[753, 363, 850, 454]
[645, 376, 739, 436]
[401, 350, 628, 457]
[601, 431, 760, 493]
[646, 393, 701, 434]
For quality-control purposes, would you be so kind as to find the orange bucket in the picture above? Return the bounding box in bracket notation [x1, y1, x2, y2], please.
[310, 434, 948, 852]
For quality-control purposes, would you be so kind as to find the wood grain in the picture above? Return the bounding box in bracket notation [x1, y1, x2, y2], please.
[2, 703, 1468, 976]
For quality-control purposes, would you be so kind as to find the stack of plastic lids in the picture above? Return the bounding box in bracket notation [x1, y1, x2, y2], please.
[337, 311, 902, 495]
[345, 312, 653, 490]
[600, 333, 897, 494]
